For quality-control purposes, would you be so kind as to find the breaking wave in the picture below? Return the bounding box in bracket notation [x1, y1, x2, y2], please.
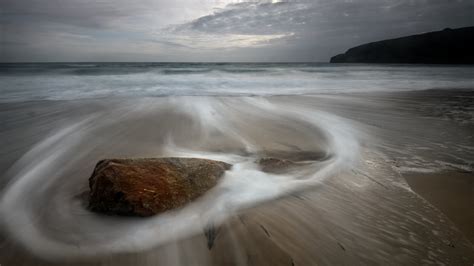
[1, 63, 474, 102]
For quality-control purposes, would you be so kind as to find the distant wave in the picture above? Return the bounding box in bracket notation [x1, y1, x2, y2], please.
[161, 68, 213, 74]
[0, 63, 279, 76]
[0, 63, 473, 102]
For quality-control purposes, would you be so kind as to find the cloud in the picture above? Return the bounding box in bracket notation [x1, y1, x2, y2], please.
[171, 2, 309, 35]
[1, 0, 474, 61]
[158, 32, 292, 49]
[152, 1, 308, 49]
[155, 0, 474, 51]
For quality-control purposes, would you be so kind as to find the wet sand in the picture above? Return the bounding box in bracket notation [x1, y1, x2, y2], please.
[0, 89, 473, 265]
[404, 171, 474, 244]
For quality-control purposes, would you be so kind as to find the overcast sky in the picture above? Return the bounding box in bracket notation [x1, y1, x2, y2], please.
[1, 0, 473, 62]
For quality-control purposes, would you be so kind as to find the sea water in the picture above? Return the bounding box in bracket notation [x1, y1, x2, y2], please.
[1, 63, 474, 102]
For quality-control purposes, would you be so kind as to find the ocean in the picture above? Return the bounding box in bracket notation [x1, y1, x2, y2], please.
[1, 63, 474, 102]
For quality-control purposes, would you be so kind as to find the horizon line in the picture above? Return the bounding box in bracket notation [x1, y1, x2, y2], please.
[0, 61, 332, 64]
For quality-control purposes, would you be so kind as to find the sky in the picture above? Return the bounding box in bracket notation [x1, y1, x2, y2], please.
[1, 0, 473, 62]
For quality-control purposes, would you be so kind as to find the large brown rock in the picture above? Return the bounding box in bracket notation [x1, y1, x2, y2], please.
[88, 158, 232, 216]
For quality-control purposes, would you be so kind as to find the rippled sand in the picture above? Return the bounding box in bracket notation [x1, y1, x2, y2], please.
[0, 89, 473, 265]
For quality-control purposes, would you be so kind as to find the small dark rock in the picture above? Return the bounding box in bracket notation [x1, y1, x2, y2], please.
[257, 157, 297, 173]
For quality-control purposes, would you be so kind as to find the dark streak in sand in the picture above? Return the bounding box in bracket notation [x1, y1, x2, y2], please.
[292, 193, 305, 201]
[204, 224, 219, 250]
[238, 215, 247, 225]
[337, 242, 346, 251]
[260, 224, 271, 238]
[352, 169, 389, 190]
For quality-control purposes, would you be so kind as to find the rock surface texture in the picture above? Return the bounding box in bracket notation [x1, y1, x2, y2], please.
[89, 158, 232, 216]
[330, 26, 474, 64]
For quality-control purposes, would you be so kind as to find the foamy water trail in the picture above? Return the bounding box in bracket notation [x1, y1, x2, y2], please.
[0, 97, 359, 260]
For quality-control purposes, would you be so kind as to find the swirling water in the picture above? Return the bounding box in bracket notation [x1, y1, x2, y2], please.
[0, 63, 473, 263]
[0, 96, 360, 259]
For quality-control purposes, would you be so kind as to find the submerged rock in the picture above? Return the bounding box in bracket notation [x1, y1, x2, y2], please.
[257, 151, 326, 173]
[257, 157, 297, 173]
[88, 158, 232, 216]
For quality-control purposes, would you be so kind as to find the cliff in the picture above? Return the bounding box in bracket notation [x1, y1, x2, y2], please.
[330, 27, 474, 64]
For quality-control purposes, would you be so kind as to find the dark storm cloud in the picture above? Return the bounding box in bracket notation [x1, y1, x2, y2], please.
[171, 0, 473, 39]
[172, 2, 309, 35]
[1, 0, 473, 61]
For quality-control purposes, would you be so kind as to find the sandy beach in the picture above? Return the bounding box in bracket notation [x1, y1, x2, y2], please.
[404, 171, 474, 244]
[0, 88, 473, 265]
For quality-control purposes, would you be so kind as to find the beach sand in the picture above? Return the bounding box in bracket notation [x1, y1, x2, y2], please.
[0, 89, 473, 265]
[404, 171, 474, 244]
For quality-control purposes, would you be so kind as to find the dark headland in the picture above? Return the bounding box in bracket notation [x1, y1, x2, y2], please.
[330, 26, 474, 64]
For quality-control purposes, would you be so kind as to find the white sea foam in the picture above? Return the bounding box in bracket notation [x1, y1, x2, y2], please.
[0, 97, 360, 260]
[1, 63, 474, 102]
